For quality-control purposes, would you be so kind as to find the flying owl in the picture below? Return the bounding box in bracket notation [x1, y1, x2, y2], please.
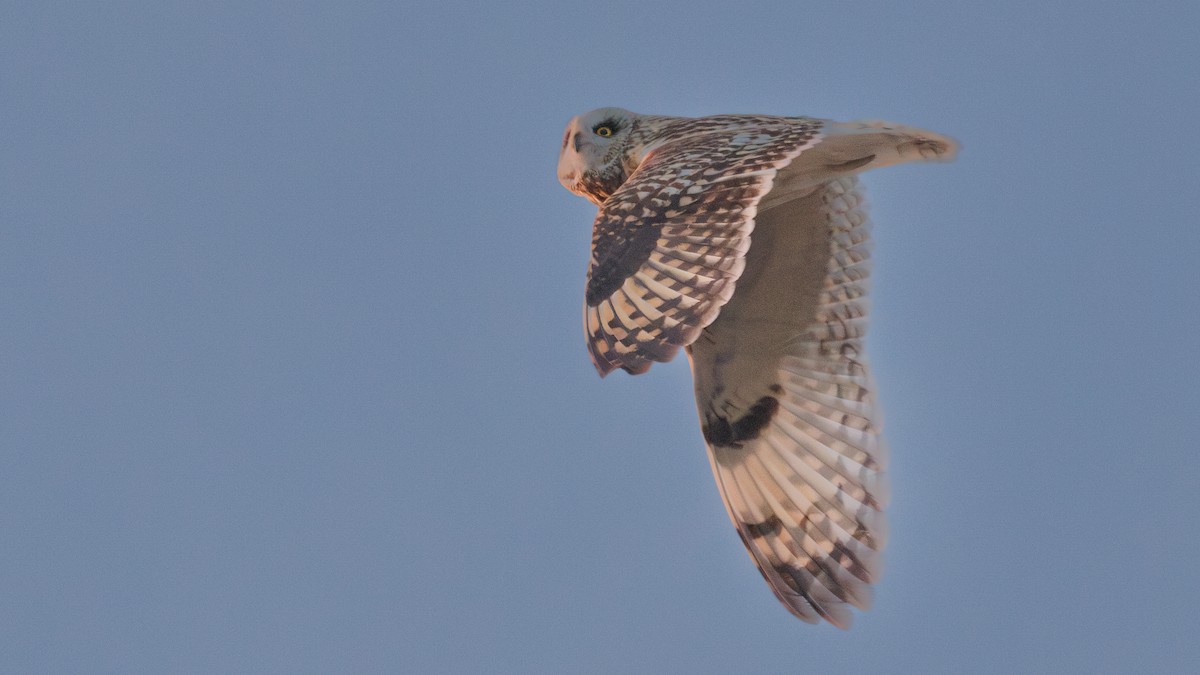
[556, 107, 957, 628]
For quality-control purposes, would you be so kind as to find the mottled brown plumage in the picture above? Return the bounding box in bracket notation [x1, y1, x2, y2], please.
[557, 107, 957, 627]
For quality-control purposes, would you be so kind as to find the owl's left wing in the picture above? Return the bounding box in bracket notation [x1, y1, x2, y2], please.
[689, 175, 886, 629]
[584, 117, 822, 376]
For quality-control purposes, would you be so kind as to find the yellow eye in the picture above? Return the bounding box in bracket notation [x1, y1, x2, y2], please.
[594, 125, 614, 138]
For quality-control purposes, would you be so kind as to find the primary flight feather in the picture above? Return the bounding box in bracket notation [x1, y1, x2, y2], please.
[557, 107, 957, 628]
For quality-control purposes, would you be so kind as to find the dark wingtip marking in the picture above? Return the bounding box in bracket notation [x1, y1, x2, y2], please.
[703, 395, 780, 447]
[742, 515, 785, 540]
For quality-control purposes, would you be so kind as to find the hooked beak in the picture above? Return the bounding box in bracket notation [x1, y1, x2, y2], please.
[557, 118, 590, 190]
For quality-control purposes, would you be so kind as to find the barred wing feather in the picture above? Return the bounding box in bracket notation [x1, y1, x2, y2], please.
[688, 176, 887, 628]
[584, 117, 822, 375]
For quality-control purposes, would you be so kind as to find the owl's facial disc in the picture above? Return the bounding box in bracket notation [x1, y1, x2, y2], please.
[557, 108, 634, 201]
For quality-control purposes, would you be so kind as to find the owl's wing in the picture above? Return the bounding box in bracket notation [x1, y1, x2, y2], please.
[687, 175, 886, 628]
[688, 122, 956, 627]
[584, 117, 822, 376]
[583, 117, 955, 377]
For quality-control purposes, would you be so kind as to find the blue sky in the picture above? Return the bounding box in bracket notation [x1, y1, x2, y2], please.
[3, 1, 1198, 672]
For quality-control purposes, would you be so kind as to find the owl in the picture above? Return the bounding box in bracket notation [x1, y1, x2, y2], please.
[557, 107, 956, 627]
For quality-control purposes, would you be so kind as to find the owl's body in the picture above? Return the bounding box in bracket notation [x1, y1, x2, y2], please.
[557, 107, 956, 628]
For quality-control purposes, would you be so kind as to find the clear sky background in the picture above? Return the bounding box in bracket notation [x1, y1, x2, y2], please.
[3, 1, 1198, 673]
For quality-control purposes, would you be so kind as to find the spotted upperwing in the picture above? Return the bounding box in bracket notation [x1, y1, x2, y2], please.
[583, 115, 823, 376]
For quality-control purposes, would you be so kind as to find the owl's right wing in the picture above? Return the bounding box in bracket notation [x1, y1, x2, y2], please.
[583, 117, 954, 378]
[583, 116, 823, 376]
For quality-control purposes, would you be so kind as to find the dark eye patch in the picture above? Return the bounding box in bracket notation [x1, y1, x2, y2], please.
[592, 118, 621, 134]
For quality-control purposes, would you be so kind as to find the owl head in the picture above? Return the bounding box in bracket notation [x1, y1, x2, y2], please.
[557, 107, 640, 205]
